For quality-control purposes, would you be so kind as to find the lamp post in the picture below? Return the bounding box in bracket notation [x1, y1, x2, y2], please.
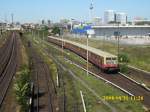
[86, 29, 95, 76]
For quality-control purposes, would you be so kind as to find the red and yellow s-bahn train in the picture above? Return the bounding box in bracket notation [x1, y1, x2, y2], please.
[48, 36, 119, 72]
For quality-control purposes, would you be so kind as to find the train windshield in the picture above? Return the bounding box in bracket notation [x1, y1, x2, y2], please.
[106, 57, 117, 64]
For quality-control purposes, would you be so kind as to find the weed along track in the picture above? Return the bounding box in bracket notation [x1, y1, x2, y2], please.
[27, 43, 57, 112]
[23, 32, 148, 112]
[126, 66, 150, 87]
[0, 32, 19, 108]
[45, 37, 150, 109]
[52, 56, 82, 112]
[27, 38, 83, 111]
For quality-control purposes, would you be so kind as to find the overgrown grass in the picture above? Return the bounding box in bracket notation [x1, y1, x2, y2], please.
[25, 33, 112, 112]
[14, 40, 30, 112]
[13, 34, 30, 112]
[24, 31, 145, 112]
[58, 56, 144, 112]
[14, 65, 31, 112]
[0, 31, 11, 47]
[20, 40, 29, 66]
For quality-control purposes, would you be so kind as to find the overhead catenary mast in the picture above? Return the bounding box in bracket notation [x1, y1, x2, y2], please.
[11, 13, 14, 26]
[4, 14, 7, 24]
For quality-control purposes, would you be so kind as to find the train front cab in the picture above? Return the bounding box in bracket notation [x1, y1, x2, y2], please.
[102, 57, 119, 73]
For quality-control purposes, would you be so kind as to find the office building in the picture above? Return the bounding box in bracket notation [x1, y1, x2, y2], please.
[104, 10, 115, 24]
[115, 13, 127, 25]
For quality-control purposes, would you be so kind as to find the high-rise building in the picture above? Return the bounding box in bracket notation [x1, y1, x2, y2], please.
[104, 10, 115, 24]
[116, 13, 127, 25]
[47, 20, 51, 26]
[42, 20, 45, 25]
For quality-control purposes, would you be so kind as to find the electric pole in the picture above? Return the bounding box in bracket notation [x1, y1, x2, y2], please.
[11, 13, 14, 27]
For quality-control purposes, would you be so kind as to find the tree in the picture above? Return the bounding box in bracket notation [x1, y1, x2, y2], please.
[118, 53, 130, 73]
[51, 27, 60, 35]
[119, 53, 130, 63]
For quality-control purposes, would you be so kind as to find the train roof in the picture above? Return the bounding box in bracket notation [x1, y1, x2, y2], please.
[48, 36, 117, 58]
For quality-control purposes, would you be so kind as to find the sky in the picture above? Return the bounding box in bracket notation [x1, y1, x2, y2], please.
[0, 0, 150, 23]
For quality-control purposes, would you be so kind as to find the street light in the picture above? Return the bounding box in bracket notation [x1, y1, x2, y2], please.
[86, 29, 95, 76]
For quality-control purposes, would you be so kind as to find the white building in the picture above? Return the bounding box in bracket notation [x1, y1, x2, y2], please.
[115, 13, 127, 25]
[92, 17, 102, 26]
[92, 25, 150, 37]
[104, 10, 115, 24]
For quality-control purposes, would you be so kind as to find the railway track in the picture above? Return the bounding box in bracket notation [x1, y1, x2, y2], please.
[40, 45, 118, 112]
[0, 36, 13, 76]
[56, 60, 67, 112]
[0, 36, 13, 79]
[52, 56, 80, 112]
[0, 32, 19, 107]
[64, 57, 150, 108]
[45, 40, 150, 109]
[33, 40, 82, 112]
[44, 39, 150, 88]
[0, 33, 11, 54]
[126, 67, 150, 86]
[28, 43, 57, 112]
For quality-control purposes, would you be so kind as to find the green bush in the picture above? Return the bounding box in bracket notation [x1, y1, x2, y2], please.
[120, 64, 129, 73]
[51, 27, 60, 35]
[14, 66, 30, 112]
[119, 53, 130, 63]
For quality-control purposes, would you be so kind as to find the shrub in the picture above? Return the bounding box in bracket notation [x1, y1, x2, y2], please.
[51, 27, 60, 35]
[119, 53, 130, 63]
[14, 66, 30, 112]
[120, 64, 129, 73]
